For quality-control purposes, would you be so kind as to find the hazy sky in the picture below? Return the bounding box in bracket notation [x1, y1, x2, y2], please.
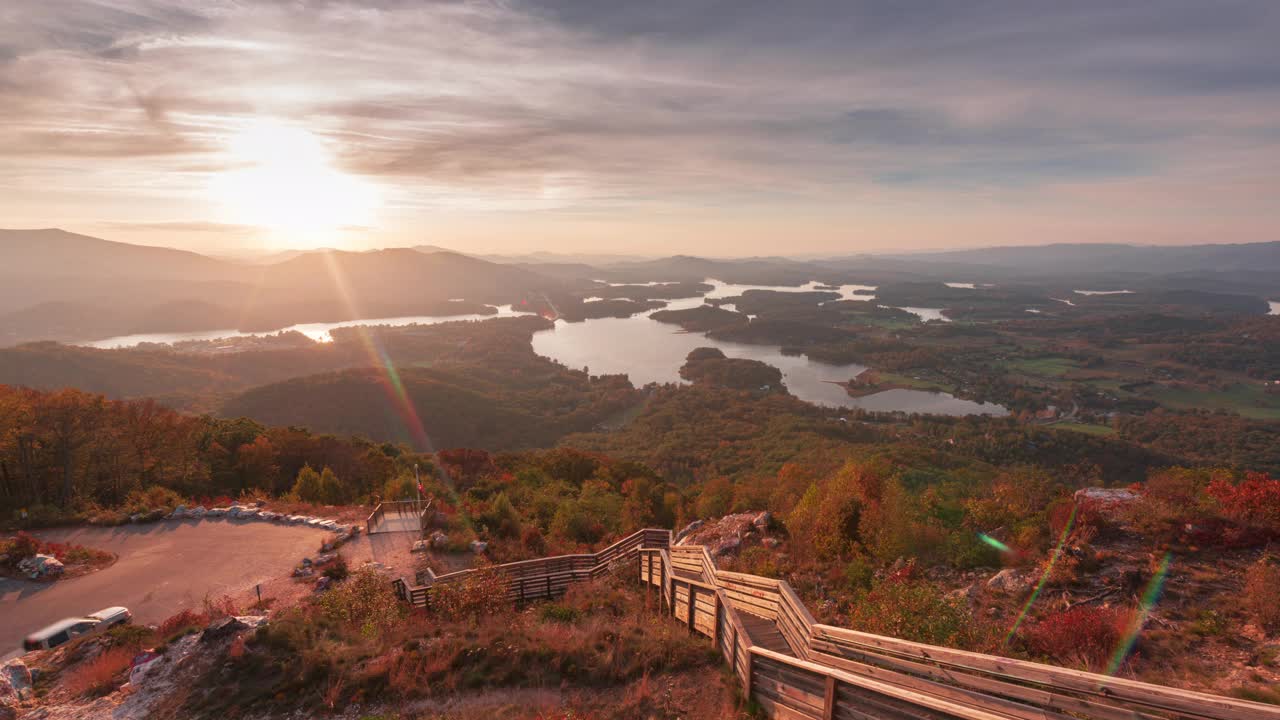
[2, 1, 1278, 256]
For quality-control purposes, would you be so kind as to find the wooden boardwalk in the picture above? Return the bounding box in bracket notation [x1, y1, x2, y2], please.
[739, 610, 796, 657]
[392, 528, 1280, 720]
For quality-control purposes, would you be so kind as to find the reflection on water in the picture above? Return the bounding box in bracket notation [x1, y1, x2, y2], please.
[533, 280, 1005, 416]
[84, 305, 525, 348]
[886, 306, 950, 322]
[81, 276, 1006, 416]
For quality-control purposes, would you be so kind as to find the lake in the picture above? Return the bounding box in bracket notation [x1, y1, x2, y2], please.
[533, 280, 1006, 416]
[84, 305, 526, 348]
[82, 278, 1007, 416]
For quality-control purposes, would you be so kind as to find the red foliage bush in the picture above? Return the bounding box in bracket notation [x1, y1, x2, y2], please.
[1207, 472, 1280, 535]
[158, 609, 208, 637]
[1021, 605, 1128, 670]
[5, 531, 40, 564]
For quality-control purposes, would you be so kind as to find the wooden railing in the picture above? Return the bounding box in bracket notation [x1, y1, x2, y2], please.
[393, 528, 671, 608]
[365, 503, 386, 534]
[641, 540, 1280, 720]
[367, 499, 431, 535]
[394, 529, 1280, 720]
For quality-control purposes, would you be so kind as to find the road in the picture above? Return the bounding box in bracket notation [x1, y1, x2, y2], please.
[0, 519, 412, 657]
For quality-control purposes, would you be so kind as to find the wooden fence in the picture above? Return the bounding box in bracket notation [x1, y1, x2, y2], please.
[640, 541, 1280, 720]
[392, 527, 671, 607]
[367, 499, 431, 535]
[394, 529, 1280, 720]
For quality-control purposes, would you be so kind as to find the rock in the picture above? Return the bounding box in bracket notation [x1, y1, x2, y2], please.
[762, 537, 782, 549]
[187, 506, 207, 518]
[236, 509, 260, 520]
[314, 553, 337, 565]
[674, 519, 705, 545]
[411, 540, 429, 553]
[1073, 487, 1140, 524]
[18, 554, 63, 579]
[206, 507, 228, 518]
[469, 540, 488, 554]
[1, 658, 32, 702]
[200, 616, 249, 643]
[752, 511, 772, 532]
[167, 505, 187, 520]
[259, 511, 280, 521]
[130, 513, 144, 523]
[987, 568, 1032, 594]
[711, 535, 741, 557]
[314, 576, 332, 592]
[428, 530, 449, 549]
[292, 565, 315, 577]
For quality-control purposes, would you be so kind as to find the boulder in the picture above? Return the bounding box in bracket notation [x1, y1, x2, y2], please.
[18, 554, 63, 579]
[674, 519, 705, 545]
[236, 509, 260, 520]
[292, 565, 315, 578]
[207, 507, 228, 517]
[411, 540, 429, 553]
[314, 576, 332, 592]
[167, 505, 187, 520]
[469, 540, 488, 554]
[314, 553, 337, 565]
[987, 568, 1032, 594]
[200, 616, 249, 643]
[0, 658, 32, 702]
[752, 511, 772, 532]
[428, 531, 449, 549]
[711, 535, 741, 557]
[187, 506, 208, 518]
[1073, 487, 1140, 524]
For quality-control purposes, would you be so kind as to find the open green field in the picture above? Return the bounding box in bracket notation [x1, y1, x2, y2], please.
[1003, 356, 1079, 377]
[1050, 422, 1116, 437]
[1152, 383, 1280, 420]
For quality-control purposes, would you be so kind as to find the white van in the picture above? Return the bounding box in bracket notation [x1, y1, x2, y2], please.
[23, 607, 132, 652]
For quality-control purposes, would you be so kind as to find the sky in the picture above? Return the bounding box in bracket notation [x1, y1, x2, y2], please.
[1, 1, 1278, 256]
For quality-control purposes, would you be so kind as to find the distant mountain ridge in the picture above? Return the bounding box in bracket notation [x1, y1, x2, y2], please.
[0, 229, 561, 346]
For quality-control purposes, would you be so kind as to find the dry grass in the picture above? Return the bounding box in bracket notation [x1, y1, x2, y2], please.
[60, 647, 135, 697]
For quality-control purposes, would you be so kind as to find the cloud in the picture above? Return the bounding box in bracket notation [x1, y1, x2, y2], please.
[2, 0, 1278, 252]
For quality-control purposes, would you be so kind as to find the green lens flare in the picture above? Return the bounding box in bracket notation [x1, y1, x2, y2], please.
[978, 533, 1011, 554]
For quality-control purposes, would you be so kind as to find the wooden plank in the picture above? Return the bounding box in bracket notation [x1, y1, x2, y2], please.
[811, 640, 1147, 720]
[823, 676, 836, 720]
[751, 647, 1013, 720]
[813, 625, 1280, 720]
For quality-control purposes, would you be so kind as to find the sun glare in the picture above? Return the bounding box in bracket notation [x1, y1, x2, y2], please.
[210, 120, 379, 242]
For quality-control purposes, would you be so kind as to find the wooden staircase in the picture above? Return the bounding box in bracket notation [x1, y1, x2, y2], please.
[395, 528, 1280, 720]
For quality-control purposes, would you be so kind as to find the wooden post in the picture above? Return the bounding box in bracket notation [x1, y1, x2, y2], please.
[687, 584, 696, 633]
[823, 675, 836, 720]
[744, 651, 753, 701]
[546, 575, 551, 600]
[712, 592, 721, 649]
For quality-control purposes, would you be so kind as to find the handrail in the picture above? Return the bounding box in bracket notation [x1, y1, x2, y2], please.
[657, 537, 1279, 720]
[397, 529, 1280, 720]
[397, 527, 671, 607]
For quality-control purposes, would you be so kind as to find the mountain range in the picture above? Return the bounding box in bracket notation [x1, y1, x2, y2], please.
[1, 228, 1275, 346]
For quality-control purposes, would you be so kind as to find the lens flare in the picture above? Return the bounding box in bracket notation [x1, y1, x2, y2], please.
[1005, 504, 1077, 645]
[978, 533, 1011, 554]
[1106, 552, 1171, 675]
[319, 252, 430, 451]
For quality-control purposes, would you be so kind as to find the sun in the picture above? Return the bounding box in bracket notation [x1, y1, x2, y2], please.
[210, 120, 379, 242]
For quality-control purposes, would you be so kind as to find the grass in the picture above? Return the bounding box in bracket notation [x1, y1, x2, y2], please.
[1004, 357, 1079, 377]
[1152, 383, 1280, 420]
[1051, 422, 1116, 437]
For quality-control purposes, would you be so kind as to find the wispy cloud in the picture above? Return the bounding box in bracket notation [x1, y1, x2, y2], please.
[1, 0, 1278, 253]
